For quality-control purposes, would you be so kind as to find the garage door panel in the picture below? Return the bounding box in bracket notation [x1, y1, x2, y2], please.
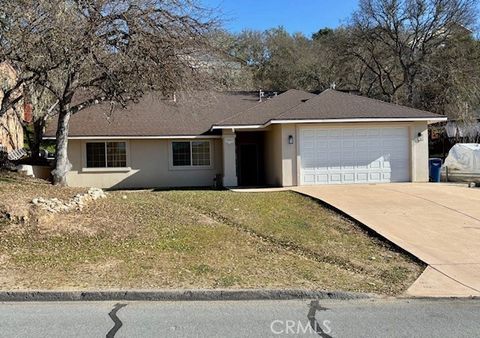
[315, 142, 328, 149]
[300, 126, 410, 185]
[303, 174, 316, 184]
[368, 129, 381, 136]
[315, 174, 328, 183]
[355, 139, 369, 148]
[383, 127, 407, 137]
[369, 160, 382, 169]
[356, 172, 368, 182]
[369, 172, 382, 181]
[341, 158, 356, 168]
[355, 129, 369, 136]
[342, 139, 355, 148]
[343, 173, 355, 183]
[328, 129, 342, 137]
[315, 130, 329, 137]
[329, 173, 342, 183]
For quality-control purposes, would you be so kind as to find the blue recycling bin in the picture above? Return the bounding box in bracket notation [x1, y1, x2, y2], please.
[429, 158, 442, 182]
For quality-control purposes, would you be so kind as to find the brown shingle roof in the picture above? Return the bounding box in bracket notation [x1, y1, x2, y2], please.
[45, 89, 445, 137]
[276, 89, 443, 121]
[44, 91, 260, 137]
[213, 89, 316, 126]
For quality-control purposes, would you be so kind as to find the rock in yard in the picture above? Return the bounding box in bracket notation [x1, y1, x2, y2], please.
[31, 187, 107, 213]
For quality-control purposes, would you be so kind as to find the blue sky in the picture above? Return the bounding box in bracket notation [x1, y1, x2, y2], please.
[202, 1, 480, 37]
[202, 0, 360, 37]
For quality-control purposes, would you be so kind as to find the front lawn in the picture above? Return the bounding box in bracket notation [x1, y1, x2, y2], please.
[0, 175, 423, 295]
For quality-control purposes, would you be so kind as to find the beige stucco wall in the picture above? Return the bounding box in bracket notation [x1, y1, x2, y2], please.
[221, 130, 238, 186]
[66, 138, 223, 189]
[281, 124, 298, 186]
[264, 125, 283, 186]
[410, 121, 429, 182]
[264, 123, 299, 187]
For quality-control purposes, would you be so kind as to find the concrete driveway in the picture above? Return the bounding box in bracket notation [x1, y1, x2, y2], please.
[293, 183, 480, 297]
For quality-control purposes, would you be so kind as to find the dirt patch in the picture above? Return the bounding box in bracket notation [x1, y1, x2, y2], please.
[0, 172, 84, 222]
[0, 172, 104, 235]
[0, 254, 10, 265]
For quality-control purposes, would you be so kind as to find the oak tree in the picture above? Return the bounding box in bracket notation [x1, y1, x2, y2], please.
[0, 0, 216, 185]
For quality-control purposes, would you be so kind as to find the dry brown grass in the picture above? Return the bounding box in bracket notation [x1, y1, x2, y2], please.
[0, 171, 84, 223]
[0, 173, 423, 295]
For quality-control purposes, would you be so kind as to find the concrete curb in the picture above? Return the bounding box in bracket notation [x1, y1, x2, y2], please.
[0, 289, 375, 302]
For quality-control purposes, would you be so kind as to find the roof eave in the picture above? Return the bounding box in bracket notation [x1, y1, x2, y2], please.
[267, 117, 447, 125]
[211, 117, 447, 130]
[210, 124, 264, 130]
[43, 135, 223, 140]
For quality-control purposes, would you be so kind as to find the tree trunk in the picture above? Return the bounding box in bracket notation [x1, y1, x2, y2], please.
[52, 108, 72, 186]
[30, 118, 46, 163]
[404, 70, 415, 106]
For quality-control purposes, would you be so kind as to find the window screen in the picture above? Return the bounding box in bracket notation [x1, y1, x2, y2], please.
[107, 142, 127, 167]
[192, 141, 210, 166]
[86, 142, 106, 168]
[172, 142, 191, 166]
[172, 141, 210, 167]
[86, 142, 127, 168]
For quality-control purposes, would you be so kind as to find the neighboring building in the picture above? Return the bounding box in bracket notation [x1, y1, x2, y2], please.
[44, 89, 446, 189]
[0, 62, 25, 153]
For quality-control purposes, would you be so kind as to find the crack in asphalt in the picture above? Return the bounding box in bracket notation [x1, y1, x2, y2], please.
[106, 303, 127, 338]
[308, 300, 333, 337]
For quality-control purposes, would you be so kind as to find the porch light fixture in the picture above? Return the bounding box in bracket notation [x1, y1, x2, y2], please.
[417, 132, 424, 142]
[288, 135, 294, 144]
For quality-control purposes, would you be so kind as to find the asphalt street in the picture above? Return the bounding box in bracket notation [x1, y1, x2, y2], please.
[0, 298, 479, 337]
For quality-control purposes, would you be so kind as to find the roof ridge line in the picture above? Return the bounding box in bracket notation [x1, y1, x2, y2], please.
[271, 91, 321, 120]
[213, 95, 268, 125]
[212, 89, 298, 126]
[212, 89, 317, 127]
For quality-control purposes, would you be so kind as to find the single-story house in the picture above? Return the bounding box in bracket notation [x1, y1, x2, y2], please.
[44, 89, 446, 189]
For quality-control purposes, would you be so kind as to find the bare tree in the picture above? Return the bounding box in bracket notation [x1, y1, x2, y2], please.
[351, 0, 477, 105]
[416, 32, 480, 118]
[23, 85, 59, 162]
[0, 0, 216, 185]
[0, 62, 24, 153]
[226, 27, 338, 91]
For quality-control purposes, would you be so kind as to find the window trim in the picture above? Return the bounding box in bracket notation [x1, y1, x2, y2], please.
[169, 140, 213, 170]
[81, 140, 131, 172]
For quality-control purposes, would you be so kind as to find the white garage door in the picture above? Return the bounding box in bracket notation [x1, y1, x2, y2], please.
[299, 126, 410, 185]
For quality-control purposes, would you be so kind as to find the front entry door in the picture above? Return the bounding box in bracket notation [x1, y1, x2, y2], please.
[239, 144, 259, 186]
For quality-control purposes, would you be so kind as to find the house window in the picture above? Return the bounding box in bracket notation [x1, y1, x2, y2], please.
[106, 142, 127, 167]
[172, 142, 191, 166]
[192, 141, 210, 166]
[172, 141, 211, 167]
[86, 142, 127, 168]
